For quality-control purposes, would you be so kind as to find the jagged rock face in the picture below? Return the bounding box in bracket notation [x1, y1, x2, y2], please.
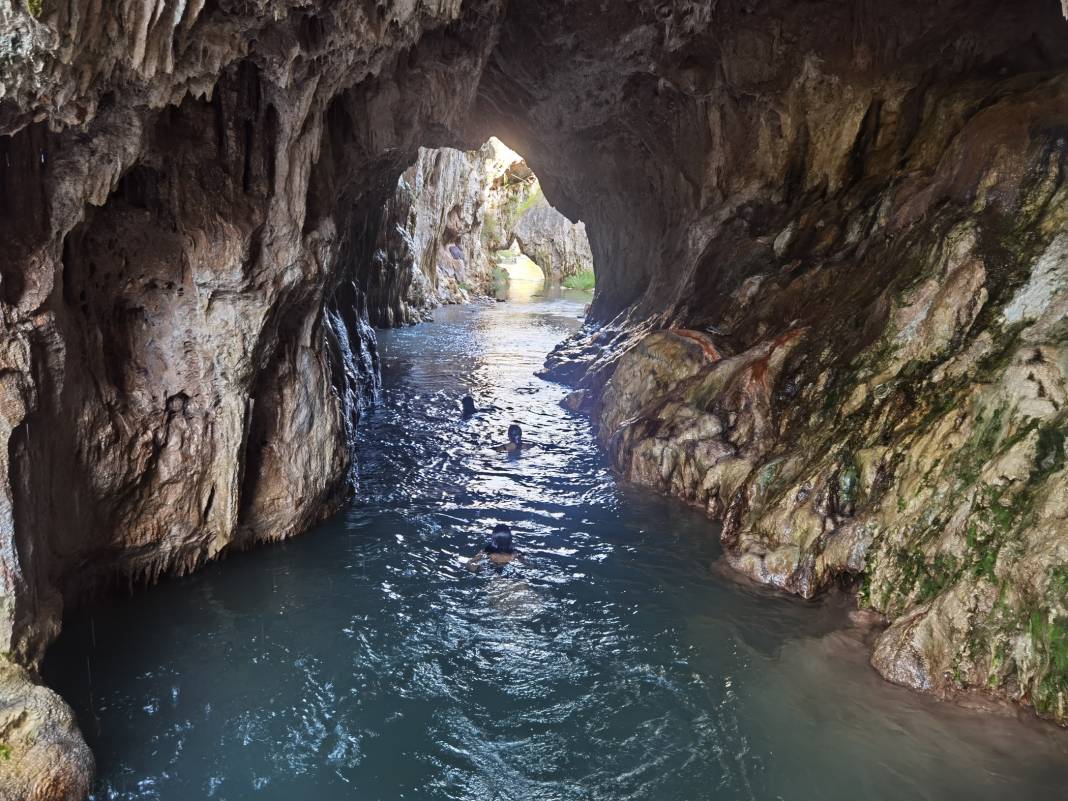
[362, 144, 498, 327]
[0, 0, 502, 654]
[0, 1, 502, 795]
[563, 2, 1068, 722]
[0, 661, 92, 801]
[509, 193, 593, 284]
[0, 0, 1067, 794]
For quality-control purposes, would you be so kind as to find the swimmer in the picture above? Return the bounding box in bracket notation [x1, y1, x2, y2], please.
[495, 423, 526, 454]
[461, 395, 477, 418]
[467, 524, 522, 571]
[460, 394, 499, 419]
[493, 423, 552, 454]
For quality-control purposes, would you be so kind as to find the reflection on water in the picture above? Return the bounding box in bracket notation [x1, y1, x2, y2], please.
[498, 276, 550, 304]
[45, 286, 1068, 800]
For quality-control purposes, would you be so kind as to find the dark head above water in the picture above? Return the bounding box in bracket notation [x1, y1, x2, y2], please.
[461, 395, 477, 418]
[507, 424, 522, 446]
[484, 523, 514, 554]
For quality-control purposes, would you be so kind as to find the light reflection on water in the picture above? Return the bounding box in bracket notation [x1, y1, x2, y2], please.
[45, 286, 1068, 800]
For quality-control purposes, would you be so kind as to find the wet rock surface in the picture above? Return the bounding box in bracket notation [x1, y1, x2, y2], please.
[0, 0, 1067, 793]
[363, 145, 496, 327]
[592, 65, 1068, 722]
[0, 662, 92, 801]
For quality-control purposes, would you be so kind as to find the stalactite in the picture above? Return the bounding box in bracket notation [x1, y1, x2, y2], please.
[0, 1, 1065, 796]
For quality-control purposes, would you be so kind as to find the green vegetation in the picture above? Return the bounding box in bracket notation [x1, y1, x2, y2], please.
[494, 185, 543, 244]
[837, 462, 859, 506]
[965, 520, 1000, 581]
[754, 459, 782, 497]
[1036, 423, 1066, 478]
[857, 573, 871, 607]
[1050, 565, 1068, 601]
[0, 743, 10, 761]
[893, 548, 961, 605]
[1029, 610, 1068, 715]
[25, 0, 42, 17]
[563, 269, 595, 291]
[987, 640, 1009, 688]
[515, 185, 542, 217]
[480, 218, 498, 248]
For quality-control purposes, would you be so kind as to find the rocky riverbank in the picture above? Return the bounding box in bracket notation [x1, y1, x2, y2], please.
[0, 0, 1066, 796]
[579, 79, 1068, 721]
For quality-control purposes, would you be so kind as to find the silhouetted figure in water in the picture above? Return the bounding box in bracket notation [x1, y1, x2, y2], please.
[467, 524, 521, 571]
[461, 395, 499, 418]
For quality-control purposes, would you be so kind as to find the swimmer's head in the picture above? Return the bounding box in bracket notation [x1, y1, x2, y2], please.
[507, 424, 522, 445]
[485, 523, 514, 554]
[461, 395, 476, 417]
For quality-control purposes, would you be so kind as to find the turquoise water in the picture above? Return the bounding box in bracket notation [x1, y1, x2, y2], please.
[45, 286, 1068, 800]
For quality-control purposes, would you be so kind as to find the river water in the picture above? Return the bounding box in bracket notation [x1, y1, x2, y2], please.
[45, 283, 1068, 800]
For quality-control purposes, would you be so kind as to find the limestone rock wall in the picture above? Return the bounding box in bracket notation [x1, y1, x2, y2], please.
[546, 2, 1068, 723]
[362, 144, 501, 327]
[0, 1, 503, 795]
[510, 193, 593, 284]
[0, 0, 1067, 794]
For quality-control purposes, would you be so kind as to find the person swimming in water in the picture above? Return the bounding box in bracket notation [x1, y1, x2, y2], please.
[461, 394, 500, 419]
[493, 423, 554, 454]
[495, 423, 525, 454]
[467, 524, 521, 571]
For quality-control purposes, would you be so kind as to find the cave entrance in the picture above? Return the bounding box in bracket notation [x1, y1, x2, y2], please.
[366, 135, 594, 325]
[482, 137, 596, 297]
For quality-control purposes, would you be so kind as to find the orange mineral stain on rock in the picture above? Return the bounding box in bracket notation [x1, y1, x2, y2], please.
[669, 329, 722, 362]
[747, 328, 805, 390]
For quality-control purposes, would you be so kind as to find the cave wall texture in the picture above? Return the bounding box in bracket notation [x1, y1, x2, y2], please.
[0, 0, 1066, 797]
[362, 143, 501, 328]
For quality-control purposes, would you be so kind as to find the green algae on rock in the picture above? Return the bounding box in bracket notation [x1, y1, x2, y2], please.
[596, 75, 1068, 722]
[0, 0, 1066, 795]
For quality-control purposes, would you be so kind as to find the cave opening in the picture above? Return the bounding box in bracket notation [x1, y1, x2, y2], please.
[2, 0, 1068, 798]
[361, 134, 596, 326]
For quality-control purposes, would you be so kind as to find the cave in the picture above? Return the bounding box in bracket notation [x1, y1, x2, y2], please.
[0, 1, 1067, 798]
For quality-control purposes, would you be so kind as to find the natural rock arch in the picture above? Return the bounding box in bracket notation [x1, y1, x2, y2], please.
[0, 0, 1066, 795]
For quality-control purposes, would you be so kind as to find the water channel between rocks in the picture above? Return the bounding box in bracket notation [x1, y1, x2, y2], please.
[44, 284, 1068, 800]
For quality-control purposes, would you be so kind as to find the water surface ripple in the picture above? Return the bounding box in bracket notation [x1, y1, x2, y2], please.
[46, 287, 1068, 800]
